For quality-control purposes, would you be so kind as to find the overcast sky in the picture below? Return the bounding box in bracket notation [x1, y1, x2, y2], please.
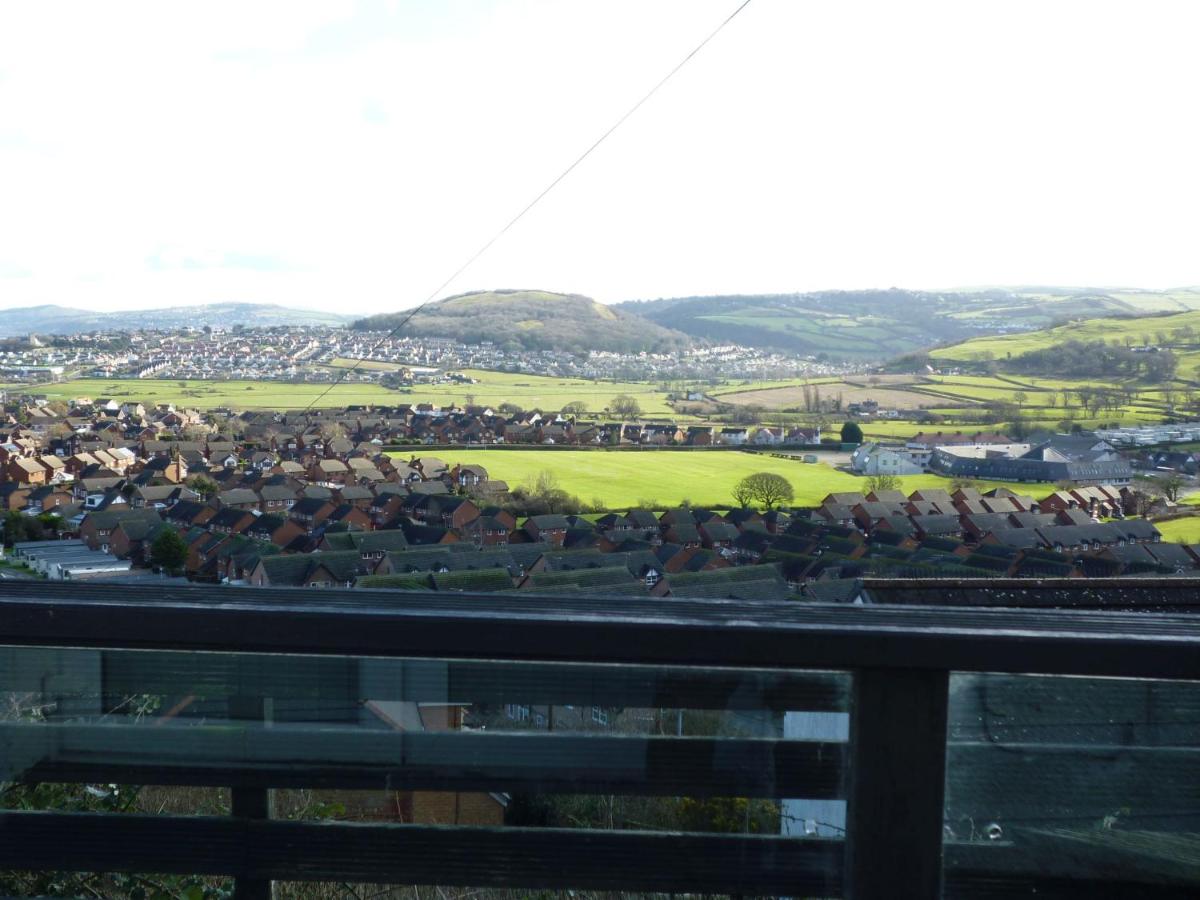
[1, 1, 1198, 314]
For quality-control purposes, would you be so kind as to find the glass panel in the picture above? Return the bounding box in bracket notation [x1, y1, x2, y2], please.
[1, 646, 847, 894]
[943, 672, 1200, 895]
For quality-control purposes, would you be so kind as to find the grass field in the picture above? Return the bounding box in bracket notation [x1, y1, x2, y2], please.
[707, 377, 843, 398]
[1154, 517, 1200, 543]
[395, 449, 1056, 510]
[13, 371, 676, 415]
[718, 382, 943, 411]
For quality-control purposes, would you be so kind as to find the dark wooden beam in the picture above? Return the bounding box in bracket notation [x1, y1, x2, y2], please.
[0, 647, 848, 711]
[0, 723, 844, 798]
[0, 811, 844, 895]
[845, 667, 950, 900]
[1, 582, 1199, 679]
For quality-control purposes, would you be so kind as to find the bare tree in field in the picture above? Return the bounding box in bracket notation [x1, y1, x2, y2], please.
[610, 394, 641, 420]
[733, 472, 795, 509]
[865, 474, 901, 494]
[731, 479, 755, 508]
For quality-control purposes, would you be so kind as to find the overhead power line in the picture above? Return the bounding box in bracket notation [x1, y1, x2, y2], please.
[302, 0, 754, 413]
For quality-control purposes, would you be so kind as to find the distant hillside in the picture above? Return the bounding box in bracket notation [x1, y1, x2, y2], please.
[0, 303, 352, 336]
[352, 290, 691, 354]
[928, 308, 1200, 381]
[617, 287, 1200, 360]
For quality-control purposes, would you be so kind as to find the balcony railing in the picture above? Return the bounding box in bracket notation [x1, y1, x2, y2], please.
[1, 579, 1198, 899]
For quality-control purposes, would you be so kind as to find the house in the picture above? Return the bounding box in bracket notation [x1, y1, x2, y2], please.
[206, 507, 256, 536]
[216, 488, 260, 512]
[699, 521, 740, 551]
[163, 500, 217, 529]
[79, 508, 164, 553]
[108, 516, 169, 561]
[750, 427, 786, 446]
[319, 529, 410, 560]
[6, 457, 48, 485]
[911, 514, 964, 541]
[850, 443, 925, 476]
[242, 514, 305, 548]
[324, 504, 373, 532]
[717, 428, 749, 446]
[258, 484, 298, 513]
[247, 551, 375, 588]
[309, 458, 351, 485]
[289, 497, 336, 532]
[522, 515, 570, 545]
[25, 484, 74, 514]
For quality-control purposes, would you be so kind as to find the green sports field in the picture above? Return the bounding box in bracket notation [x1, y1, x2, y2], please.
[392, 449, 1056, 510]
[1154, 517, 1200, 544]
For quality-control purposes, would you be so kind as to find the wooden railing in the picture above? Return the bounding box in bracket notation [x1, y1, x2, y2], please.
[0, 579, 1198, 899]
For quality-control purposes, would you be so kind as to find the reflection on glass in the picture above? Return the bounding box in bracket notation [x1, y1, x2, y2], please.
[945, 672, 1200, 891]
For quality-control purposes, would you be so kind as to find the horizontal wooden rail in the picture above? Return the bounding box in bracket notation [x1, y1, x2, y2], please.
[0, 647, 848, 711]
[0, 811, 1190, 898]
[2, 582, 1200, 679]
[0, 811, 844, 895]
[0, 723, 845, 797]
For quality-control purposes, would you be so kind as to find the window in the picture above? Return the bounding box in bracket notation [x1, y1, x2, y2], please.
[591, 706, 609, 726]
[505, 704, 530, 721]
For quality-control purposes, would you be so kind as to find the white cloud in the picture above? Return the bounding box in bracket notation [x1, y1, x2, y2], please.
[1, 0, 1197, 313]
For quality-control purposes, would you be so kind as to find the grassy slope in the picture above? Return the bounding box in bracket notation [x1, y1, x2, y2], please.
[397, 449, 1055, 510]
[929, 308, 1200, 376]
[351, 290, 686, 353]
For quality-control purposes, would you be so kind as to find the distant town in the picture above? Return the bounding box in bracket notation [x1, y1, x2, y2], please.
[0, 324, 853, 385]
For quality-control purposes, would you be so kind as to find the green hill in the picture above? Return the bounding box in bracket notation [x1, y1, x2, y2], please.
[352, 290, 690, 354]
[616, 288, 1200, 360]
[929, 309, 1200, 381]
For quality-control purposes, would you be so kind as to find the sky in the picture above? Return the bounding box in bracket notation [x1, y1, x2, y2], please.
[1, 0, 1198, 315]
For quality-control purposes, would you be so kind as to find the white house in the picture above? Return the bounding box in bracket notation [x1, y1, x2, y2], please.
[849, 442, 925, 476]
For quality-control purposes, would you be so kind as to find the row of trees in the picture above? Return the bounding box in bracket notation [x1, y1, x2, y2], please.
[1009, 340, 1178, 381]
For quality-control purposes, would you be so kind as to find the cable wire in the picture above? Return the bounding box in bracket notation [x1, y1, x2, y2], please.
[301, 0, 754, 413]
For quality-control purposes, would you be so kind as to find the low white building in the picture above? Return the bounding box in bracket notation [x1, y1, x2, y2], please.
[849, 442, 926, 475]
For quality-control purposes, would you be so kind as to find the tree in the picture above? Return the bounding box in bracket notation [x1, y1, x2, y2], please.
[734, 472, 795, 509]
[561, 400, 589, 418]
[188, 475, 218, 500]
[1006, 417, 1031, 441]
[1129, 475, 1162, 517]
[730, 404, 763, 425]
[840, 421, 864, 444]
[731, 479, 755, 508]
[319, 421, 346, 442]
[149, 529, 188, 575]
[865, 473, 901, 494]
[1149, 472, 1186, 503]
[508, 471, 582, 516]
[498, 402, 524, 417]
[610, 394, 642, 421]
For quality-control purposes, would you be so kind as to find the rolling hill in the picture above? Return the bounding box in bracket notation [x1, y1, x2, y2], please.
[351, 289, 691, 354]
[928, 308, 1200, 381]
[617, 288, 1200, 360]
[0, 302, 353, 336]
